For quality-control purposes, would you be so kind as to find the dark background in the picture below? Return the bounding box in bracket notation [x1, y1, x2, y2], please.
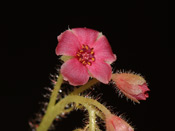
[2, 1, 170, 131]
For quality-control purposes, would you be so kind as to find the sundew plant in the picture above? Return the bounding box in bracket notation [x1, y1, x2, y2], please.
[29, 28, 150, 131]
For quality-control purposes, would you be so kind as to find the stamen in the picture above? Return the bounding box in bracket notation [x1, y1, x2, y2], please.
[80, 50, 84, 53]
[79, 58, 82, 62]
[85, 45, 89, 50]
[82, 61, 86, 65]
[91, 57, 95, 61]
[76, 45, 95, 66]
[82, 44, 85, 49]
[87, 62, 92, 66]
[77, 53, 80, 57]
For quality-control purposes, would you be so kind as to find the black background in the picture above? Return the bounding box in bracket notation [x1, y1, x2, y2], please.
[2, 1, 170, 131]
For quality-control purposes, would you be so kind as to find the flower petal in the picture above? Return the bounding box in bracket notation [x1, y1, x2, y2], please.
[87, 60, 112, 84]
[72, 28, 99, 47]
[93, 35, 116, 64]
[56, 30, 81, 56]
[61, 58, 89, 86]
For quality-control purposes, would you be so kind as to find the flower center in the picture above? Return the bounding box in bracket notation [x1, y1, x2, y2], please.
[76, 45, 95, 66]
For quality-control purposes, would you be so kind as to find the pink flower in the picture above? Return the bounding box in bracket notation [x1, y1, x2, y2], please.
[106, 114, 134, 131]
[55, 28, 116, 86]
[112, 73, 150, 103]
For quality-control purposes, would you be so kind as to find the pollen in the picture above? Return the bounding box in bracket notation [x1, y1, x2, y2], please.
[82, 45, 85, 48]
[76, 45, 95, 66]
[80, 50, 84, 53]
[91, 57, 95, 61]
[85, 45, 89, 50]
[79, 58, 82, 62]
[87, 62, 92, 66]
[82, 61, 86, 65]
[77, 53, 80, 57]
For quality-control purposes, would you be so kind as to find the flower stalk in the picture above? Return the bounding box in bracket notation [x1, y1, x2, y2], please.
[37, 74, 108, 131]
[54, 95, 111, 119]
[47, 74, 63, 109]
[32, 27, 150, 131]
[88, 107, 96, 131]
[36, 74, 63, 131]
[37, 94, 111, 131]
[70, 78, 99, 95]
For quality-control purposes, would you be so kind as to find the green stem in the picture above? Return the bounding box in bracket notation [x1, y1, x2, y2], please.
[54, 95, 111, 117]
[37, 95, 110, 131]
[37, 74, 63, 131]
[74, 104, 104, 131]
[71, 78, 99, 95]
[36, 76, 105, 131]
[88, 107, 96, 131]
[88, 105, 105, 120]
[47, 74, 63, 109]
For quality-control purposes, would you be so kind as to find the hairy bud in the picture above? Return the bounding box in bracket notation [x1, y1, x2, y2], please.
[112, 72, 150, 103]
[106, 114, 134, 131]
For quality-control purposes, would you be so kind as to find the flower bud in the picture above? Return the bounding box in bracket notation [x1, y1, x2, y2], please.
[106, 114, 134, 131]
[111, 72, 150, 103]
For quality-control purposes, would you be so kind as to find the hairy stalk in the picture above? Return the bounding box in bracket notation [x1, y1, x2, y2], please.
[88, 105, 105, 120]
[88, 106, 96, 131]
[71, 78, 99, 95]
[37, 94, 110, 131]
[37, 76, 106, 131]
[48, 74, 63, 108]
[54, 95, 111, 117]
[75, 104, 104, 131]
[37, 74, 63, 131]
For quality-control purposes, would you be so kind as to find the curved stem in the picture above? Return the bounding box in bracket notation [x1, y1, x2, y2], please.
[36, 76, 106, 131]
[37, 95, 111, 131]
[88, 105, 105, 120]
[70, 78, 99, 95]
[54, 95, 111, 117]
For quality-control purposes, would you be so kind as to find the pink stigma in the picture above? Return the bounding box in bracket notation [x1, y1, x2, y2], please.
[76, 45, 95, 66]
